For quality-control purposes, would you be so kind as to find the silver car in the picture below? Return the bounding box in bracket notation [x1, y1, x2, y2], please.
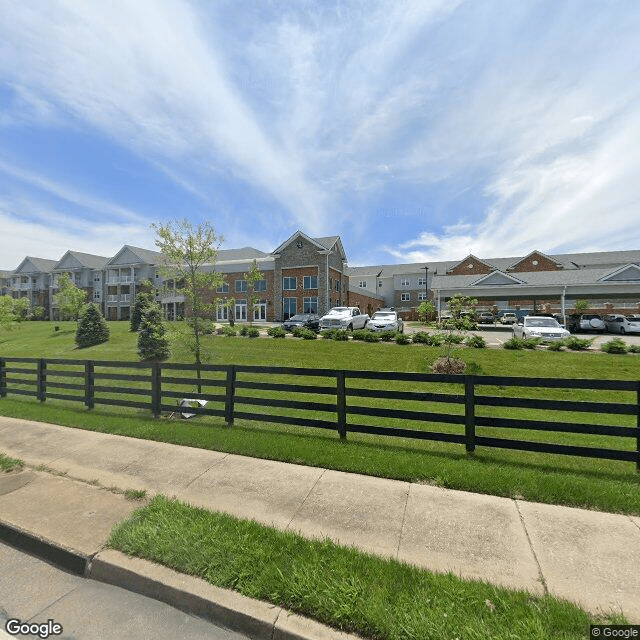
[604, 314, 640, 334]
[513, 316, 570, 341]
[367, 310, 404, 333]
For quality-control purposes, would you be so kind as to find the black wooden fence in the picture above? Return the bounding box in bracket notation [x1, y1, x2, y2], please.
[0, 357, 638, 470]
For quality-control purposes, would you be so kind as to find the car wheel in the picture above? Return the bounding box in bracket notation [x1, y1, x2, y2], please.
[347, 324, 353, 331]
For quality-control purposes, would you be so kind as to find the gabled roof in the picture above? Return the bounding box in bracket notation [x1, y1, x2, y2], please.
[54, 250, 110, 271]
[506, 250, 563, 272]
[14, 256, 57, 274]
[271, 230, 346, 260]
[600, 263, 640, 282]
[107, 245, 162, 267]
[470, 270, 526, 286]
[217, 247, 268, 262]
[446, 254, 495, 274]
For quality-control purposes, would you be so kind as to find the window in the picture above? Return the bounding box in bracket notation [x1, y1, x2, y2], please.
[335, 280, 342, 292]
[283, 297, 297, 319]
[235, 299, 247, 321]
[359, 281, 367, 288]
[401, 292, 411, 302]
[378, 280, 383, 288]
[418, 291, 427, 301]
[401, 278, 410, 287]
[93, 291, 101, 300]
[283, 277, 296, 291]
[303, 275, 317, 290]
[235, 280, 247, 293]
[217, 282, 229, 293]
[303, 297, 318, 313]
[216, 305, 228, 321]
[254, 279, 267, 292]
[417, 277, 426, 286]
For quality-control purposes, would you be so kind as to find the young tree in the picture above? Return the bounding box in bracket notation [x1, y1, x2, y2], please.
[417, 300, 437, 323]
[55, 273, 88, 320]
[152, 219, 224, 390]
[137, 302, 170, 361]
[0, 295, 17, 329]
[243, 260, 264, 325]
[432, 294, 478, 374]
[76, 303, 110, 348]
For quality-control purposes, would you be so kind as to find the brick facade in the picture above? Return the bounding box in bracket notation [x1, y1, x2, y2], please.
[508, 251, 561, 273]
[447, 256, 493, 276]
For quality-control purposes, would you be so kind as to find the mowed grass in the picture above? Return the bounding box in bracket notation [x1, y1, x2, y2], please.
[1, 321, 639, 514]
[108, 495, 624, 640]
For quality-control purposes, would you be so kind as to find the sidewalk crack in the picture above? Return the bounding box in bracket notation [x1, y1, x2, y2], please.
[183, 454, 230, 489]
[284, 468, 327, 531]
[514, 500, 548, 596]
[395, 483, 411, 560]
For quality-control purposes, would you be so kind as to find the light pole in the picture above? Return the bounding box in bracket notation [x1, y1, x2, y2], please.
[423, 266, 429, 301]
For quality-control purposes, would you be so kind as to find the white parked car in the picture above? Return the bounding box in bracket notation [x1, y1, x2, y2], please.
[513, 316, 570, 341]
[604, 314, 640, 334]
[499, 313, 518, 325]
[367, 309, 404, 333]
[319, 307, 370, 331]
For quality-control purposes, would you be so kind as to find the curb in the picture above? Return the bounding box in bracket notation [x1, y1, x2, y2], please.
[0, 521, 361, 640]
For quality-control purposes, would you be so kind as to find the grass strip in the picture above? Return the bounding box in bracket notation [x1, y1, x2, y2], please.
[108, 495, 623, 640]
[0, 453, 24, 473]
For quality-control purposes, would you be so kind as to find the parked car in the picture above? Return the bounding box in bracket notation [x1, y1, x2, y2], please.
[604, 314, 640, 334]
[477, 311, 495, 324]
[319, 307, 370, 331]
[512, 316, 570, 341]
[499, 312, 518, 325]
[567, 314, 606, 333]
[367, 309, 404, 333]
[282, 313, 320, 332]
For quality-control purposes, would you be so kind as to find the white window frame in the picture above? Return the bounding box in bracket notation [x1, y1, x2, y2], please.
[401, 292, 411, 302]
[401, 278, 411, 287]
[303, 297, 318, 313]
[303, 275, 317, 290]
[359, 281, 367, 288]
[283, 277, 297, 291]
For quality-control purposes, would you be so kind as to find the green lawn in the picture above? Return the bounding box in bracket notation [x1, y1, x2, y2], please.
[1, 321, 639, 514]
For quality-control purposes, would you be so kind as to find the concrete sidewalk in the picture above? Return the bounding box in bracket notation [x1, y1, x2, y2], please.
[1, 416, 639, 633]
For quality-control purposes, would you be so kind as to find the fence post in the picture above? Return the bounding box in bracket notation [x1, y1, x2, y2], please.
[336, 370, 347, 441]
[636, 382, 640, 473]
[225, 365, 236, 427]
[151, 362, 162, 418]
[464, 375, 476, 455]
[84, 361, 95, 410]
[37, 358, 47, 403]
[0, 358, 6, 398]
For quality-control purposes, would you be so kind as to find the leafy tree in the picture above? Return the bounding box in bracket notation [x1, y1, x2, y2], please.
[137, 303, 170, 361]
[55, 273, 88, 320]
[75, 303, 109, 348]
[243, 260, 264, 325]
[574, 299, 590, 313]
[417, 300, 437, 323]
[12, 297, 30, 322]
[0, 295, 17, 328]
[432, 294, 478, 374]
[152, 219, 224, 391]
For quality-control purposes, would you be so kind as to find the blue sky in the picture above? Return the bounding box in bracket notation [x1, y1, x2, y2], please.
[1, 0, 640, 270]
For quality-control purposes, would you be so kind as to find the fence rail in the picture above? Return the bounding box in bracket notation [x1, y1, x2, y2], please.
[0, 357, 638, 470]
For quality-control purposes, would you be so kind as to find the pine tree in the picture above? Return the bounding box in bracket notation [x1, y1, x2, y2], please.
[130, 290, 155, 332]
[75, 303, 109, 348]
[137, 303, 170, 361]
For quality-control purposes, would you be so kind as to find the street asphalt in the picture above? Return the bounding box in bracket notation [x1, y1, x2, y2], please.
[0, 415, 639, 639]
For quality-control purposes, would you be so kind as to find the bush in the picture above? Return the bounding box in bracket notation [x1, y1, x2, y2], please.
[238, 325, 249, 336]
[319, 329, 336, 339]
[465, 335, 486, 348]
[503, 337, 526, 350]
[395, 334, 411, 345]
[75, 303, 109, 348]
[629, 344, 640, 353]
[244, 327, 260, 338]
[411, 331, 431, 344]
[378, 330, 398, 342]
[222, 326, 237, 337]
[523, 338, 541, 350]
[413, 332, 444, 346]
[351, 329, 370, 341]
[442, 333, 465, 345]
[600, 338, 628, 354]
[267, 326, 286, 338]
[293, 327, 317, 340]
[564, 336, 593, 351]
[546, 340, 565, 351]
[333, 330, 350, 341]
[362, 331, 380, 343]
[137, 304, 170, 361]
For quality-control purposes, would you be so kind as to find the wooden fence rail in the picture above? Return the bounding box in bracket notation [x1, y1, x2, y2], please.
[0, 357, 638, 470]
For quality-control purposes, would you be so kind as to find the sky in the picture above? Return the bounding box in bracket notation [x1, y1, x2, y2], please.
[1, 0, 640, 271]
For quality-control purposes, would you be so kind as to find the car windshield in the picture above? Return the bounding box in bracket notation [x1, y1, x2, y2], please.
[372, 312, 395, 320]
[524, 318, 559, 328]
[328, 308, 348, 314]
[288, 315, 306, 321]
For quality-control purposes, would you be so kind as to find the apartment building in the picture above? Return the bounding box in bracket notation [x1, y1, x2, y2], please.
[3, 234, 639, 322]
